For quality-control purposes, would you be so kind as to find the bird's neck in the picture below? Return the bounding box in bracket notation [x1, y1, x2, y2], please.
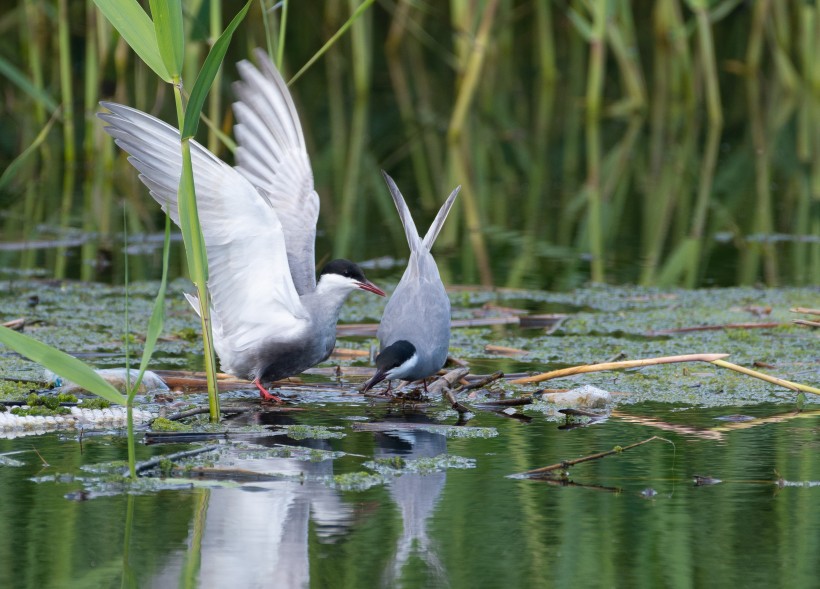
[301, 280, 354, 326]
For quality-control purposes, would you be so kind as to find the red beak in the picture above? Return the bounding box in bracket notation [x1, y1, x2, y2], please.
[357, 281, 386, 297]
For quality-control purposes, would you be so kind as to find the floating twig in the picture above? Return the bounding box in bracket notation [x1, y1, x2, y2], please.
[709, 359, 820, 395]
[791, 307, 820, 316]
[460, 371, 504, 392]
[509, 353, 730, 385]
[794, 319, 820, 328]
[133, 445, 220, 475]
[477, 397, 533, 408]
[1, 318, 25, 331]
[647, 322, 780, 335]
[520, 435, 671, 477]
[485, 344, 526, 356]
[427, 368, 470, 395]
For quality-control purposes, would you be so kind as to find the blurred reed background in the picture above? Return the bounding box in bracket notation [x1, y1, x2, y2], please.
[0, 0, 818, 290]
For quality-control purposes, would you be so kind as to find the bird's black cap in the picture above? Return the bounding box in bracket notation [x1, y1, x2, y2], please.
[361, 340, 417, 392]
[319, 259, 368, 283]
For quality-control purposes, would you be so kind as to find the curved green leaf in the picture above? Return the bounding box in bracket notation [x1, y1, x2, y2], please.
[149, 0, 184, 78]
[182, 0, 253, 139]
[0, 326, 126, 405]
[92, 0, 170, 82]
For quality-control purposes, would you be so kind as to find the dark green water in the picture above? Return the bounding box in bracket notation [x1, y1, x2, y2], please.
[1, 402, 819, 589]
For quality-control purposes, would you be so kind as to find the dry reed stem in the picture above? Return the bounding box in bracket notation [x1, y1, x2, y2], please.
[791, 307, 820, 315]
[509, 353, 730, 384]
[709, 359, 820, 395]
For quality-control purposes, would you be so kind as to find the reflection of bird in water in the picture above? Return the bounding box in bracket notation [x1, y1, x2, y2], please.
[151, 413, 352, 588]
[374, 417, 449, 587]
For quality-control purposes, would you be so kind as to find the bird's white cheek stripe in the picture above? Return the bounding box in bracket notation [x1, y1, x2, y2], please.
[386, 353, 418, 380]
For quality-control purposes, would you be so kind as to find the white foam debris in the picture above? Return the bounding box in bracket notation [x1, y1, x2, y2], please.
[0, 405, 156, 438]
[541, 384, 612, 408]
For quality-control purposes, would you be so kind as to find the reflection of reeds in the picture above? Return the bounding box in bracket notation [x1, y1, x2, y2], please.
[1, 1, 818, 288]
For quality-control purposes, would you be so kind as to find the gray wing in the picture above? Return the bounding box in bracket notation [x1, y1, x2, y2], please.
[98, 102, 309, 353]
[422, 185, 460, 251]
[233, 49, 319, 296]
[377, 251, 451, 359]
[377, 173, 453, 356]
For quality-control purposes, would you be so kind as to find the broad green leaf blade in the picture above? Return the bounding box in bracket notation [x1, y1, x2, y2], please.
[182, 0, 253, 139]
[92, 0, 171, 82]
[177, 140, 208, 284]
[149, 0, 184, 78]
[0, 326, 127, 405]
[0, 55, 59, 113]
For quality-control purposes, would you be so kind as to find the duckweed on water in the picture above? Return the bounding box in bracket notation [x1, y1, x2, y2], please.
[365, 454, 476, 475]
[78, 397, 110, 409]
[279, 425, 346, 440]
[0, 380, 37, 401]
[151, 418, 193, 432]
[331, 471, 388, 491]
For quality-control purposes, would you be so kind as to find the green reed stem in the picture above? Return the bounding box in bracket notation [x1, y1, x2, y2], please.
[23, 0, 46, 126]
[57, 0, 75, 165]
[276, 0, 288, 69]
[691, 0, 723, 126]
[447, 0, 498, 286]
[585, 0, 607, 282]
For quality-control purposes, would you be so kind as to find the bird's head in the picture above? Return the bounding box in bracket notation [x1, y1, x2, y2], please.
[361, 340, 417, 392]
[317, 259, 386, 297]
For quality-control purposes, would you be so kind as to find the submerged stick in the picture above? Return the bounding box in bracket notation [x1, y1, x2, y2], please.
[509, 353, 730, 384]
[521, 435, 670, 477]
[132, 445, 219, 476]
[709, 359, 820, 395]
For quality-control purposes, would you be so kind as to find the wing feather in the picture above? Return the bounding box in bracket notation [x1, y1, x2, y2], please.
[232, 49, 319, 295]
[98, 102, 308, 353]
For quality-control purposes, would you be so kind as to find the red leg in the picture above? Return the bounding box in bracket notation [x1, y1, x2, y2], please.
[254, 378, 284, 403]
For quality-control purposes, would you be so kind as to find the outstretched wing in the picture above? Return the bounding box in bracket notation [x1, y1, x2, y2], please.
[232, 49, 320, 295]
[98, 102, 309, 351]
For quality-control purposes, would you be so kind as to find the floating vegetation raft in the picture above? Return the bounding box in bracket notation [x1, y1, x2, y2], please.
[0, 406, 154, 438]
[276, 424, 347, 440]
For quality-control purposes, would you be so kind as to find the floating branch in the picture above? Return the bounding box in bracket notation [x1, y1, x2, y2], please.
[519, 435, 671, 478]
[485, 345, 527, 356]
[509, 353, 730, 384]
[1, 318, 25, 331]
[132, 445, 219, 476]
[647, 322, 780, 335]
[709, 359, 820, 395]
[477, 397, 533, 408]
[459, 371, 504, 391]
[428, 368, 471, 414]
